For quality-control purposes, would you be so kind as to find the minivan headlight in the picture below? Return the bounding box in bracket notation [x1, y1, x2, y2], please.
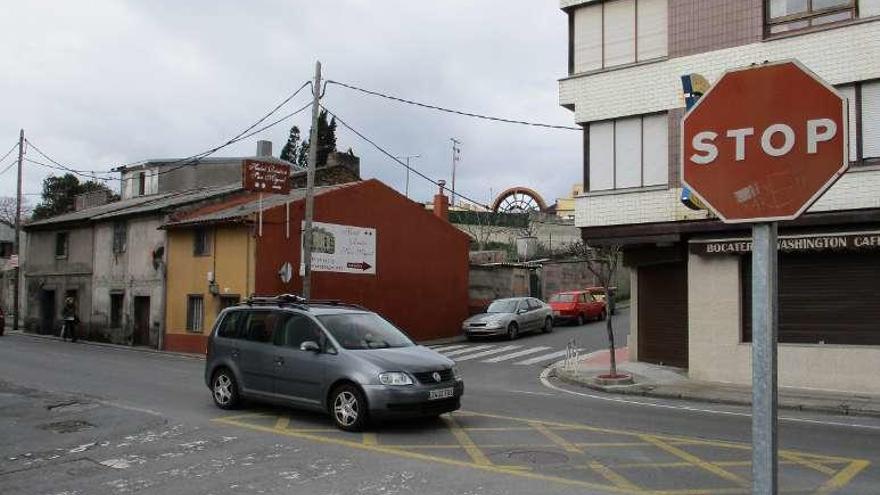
[452, 366, 462, 381]
[378, 372, 413, 386]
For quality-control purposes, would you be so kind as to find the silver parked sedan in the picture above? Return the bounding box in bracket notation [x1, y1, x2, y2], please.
[462, 297, 553, 340]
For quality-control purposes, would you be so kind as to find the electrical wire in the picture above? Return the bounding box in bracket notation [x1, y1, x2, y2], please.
[0, 141, 19, 165]
[115, 81, 313, 177]
[145, 100, 313, 179]
[326, 80, 582, 131]
[0, 158, 17, 176]
[320, 104, 491, 210]
[24, 158, 115, 183]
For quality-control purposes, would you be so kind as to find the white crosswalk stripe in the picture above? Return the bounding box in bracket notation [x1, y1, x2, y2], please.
[428, 344, 470, 352]
[481, 346, 552, 363]
[441, 344, 496, 357]
[514, 349, 580, 366]
[452, 345, 522, 361]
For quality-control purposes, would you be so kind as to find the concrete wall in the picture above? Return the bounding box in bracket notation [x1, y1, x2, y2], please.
[22, 227, 94, 334]
[469, 265, 532, 313]
[687, 253, 880, 395]
[164, 225, 255, 353]
[92, 216, 166, 345]
[157, 160, 243, 194]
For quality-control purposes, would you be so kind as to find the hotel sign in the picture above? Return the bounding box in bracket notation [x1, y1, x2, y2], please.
[691, 232, 880, 255]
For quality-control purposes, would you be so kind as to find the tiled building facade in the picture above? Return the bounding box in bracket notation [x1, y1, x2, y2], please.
[559, 0, 880, 394]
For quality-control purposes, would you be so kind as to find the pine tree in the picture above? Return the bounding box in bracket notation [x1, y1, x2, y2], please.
[279, 126, 301, 163]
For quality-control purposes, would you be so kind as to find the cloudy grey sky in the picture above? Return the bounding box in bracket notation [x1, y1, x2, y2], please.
[1, 0, 581, 209]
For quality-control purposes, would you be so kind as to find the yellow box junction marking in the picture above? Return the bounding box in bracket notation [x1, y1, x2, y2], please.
[214, 409, 870, 495]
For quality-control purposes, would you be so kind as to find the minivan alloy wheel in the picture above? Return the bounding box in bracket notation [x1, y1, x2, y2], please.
[334, 391, 359, 426]
[212, 370, 239, 409]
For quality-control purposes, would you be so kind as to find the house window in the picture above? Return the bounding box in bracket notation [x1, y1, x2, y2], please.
[587, 113, 668, 191]
[765, 0, 855, 35]
[112, 221, 127, 254]
[55, 232, 69, 258]
[0, 241, 12, 258]
[193, 228, 212, 256]
[110, 292, 124, 328]
[836, 80, 880, 165]
[219, 295, 240, 313]
[186, 295, 204, 333]
[570, 0, 667, 74]
[137, 172, 146, 196]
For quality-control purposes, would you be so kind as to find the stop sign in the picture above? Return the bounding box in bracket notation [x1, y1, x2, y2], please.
[682, 60, 848, 223]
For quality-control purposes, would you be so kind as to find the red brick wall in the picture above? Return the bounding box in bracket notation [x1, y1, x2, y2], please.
[254, 180, 470, 342]
[164, 333, 208, 354]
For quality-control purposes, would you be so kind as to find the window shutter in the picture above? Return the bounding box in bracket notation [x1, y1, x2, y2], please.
[862, 81, 880, 159]
[637, 0, 667, 61]
[589, 121, 615, 191]
[860, 0, 880, 17]
[604, 0, 636, 67]
[835, 85, 858, 161]
[574, 4, 603, 73]
[615, 117, 642, 188]
[642, 113, 669, 185]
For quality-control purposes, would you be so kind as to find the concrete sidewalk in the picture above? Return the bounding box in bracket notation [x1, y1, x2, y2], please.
[2, 330, 206, 360]
[554, 346, 880, 418]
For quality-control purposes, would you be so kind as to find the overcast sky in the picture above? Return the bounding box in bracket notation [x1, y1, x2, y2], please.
[1, 1, 581, 209]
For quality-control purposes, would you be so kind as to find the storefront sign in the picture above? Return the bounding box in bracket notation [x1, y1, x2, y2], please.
[300, 221, 376, 275]
[242, 159, 291, 194]
[691, 232, 880, 255]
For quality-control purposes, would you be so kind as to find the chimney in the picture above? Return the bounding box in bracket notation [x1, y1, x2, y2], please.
[256, 140, 273, 157]
[433, 180, 449, 221]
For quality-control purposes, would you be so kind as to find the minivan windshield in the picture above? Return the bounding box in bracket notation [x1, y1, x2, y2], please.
[317, 313, 414, 350]
[486, 300, 518, 313]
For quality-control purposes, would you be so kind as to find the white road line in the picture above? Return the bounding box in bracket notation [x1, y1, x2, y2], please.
[482, 346, 553, 363]
[452, 345, 522, 361]
[515, 349, 577, 366]
[428, 344, 469, 352]
[537, 367, 880, 431]
[441, 345, 495, 357]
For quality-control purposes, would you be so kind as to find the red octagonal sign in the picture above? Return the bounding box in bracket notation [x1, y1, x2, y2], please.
[682, 60, 848, 223]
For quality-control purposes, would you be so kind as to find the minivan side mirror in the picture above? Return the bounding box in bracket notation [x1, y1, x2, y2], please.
[300, 341, 321, 353]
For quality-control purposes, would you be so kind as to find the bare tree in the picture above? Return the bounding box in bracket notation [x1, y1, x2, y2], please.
[569, 241, 623, 377]
[0, 196, 32, 226]
[455, 211, 514, 252]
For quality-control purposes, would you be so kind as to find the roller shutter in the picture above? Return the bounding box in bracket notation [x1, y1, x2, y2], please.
[638, 262, 688, 368]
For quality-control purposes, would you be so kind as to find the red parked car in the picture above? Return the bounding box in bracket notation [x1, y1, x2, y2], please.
[548, 290, 606, 326]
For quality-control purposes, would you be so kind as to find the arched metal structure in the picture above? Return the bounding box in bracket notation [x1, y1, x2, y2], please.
[491, 187, 548, 213]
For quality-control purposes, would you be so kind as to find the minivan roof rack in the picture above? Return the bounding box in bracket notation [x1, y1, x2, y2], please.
[237, 294, 366, 311]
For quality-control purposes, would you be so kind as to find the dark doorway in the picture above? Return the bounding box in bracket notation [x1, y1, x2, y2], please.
[219, 295, 240, 313]
[40, 290, 56, 335]
[637, 262, 689, 368]
[133, 296, 151, 346]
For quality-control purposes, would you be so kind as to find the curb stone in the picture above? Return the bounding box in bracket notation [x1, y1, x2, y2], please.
[551, 364, 880, 419]
[5, 331, 206, 360]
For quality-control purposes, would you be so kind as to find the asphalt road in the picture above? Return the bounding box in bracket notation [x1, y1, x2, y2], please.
[1, 309, 878, 494]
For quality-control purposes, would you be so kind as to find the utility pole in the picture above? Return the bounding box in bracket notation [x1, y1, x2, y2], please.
[13, 129, 24, 332]
[394, 154, 420, 199]
[450, 138, 461, 208]
[302, 61, 321, 301]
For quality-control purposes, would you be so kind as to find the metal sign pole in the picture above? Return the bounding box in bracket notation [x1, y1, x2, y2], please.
[751, 222, 778, 494]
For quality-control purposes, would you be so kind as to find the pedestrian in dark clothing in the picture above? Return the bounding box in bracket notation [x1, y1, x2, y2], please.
[61, 297, 78, 343]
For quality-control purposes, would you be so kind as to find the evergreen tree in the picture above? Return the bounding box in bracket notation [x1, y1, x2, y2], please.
[279, 126, 301, 163]
[32, 174, 118, 220]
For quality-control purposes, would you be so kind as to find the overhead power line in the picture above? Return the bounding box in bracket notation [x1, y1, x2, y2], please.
[24, 158, 116, 183]
[320, 104, 491, 210]
[0, 141, 19, 165]
[326, 80, 582, 131]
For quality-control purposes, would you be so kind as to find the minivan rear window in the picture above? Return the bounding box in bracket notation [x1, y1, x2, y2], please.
[318, 313, 413, 350]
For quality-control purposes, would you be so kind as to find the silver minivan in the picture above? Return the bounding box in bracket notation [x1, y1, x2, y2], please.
[205, 295, 464, 431]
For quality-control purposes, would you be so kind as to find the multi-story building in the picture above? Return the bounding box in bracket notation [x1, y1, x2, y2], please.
[559, 0, 880, 394]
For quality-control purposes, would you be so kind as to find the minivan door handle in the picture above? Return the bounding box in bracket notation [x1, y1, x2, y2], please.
[274, 356, 284, 366]
[230, 349, 240, 359]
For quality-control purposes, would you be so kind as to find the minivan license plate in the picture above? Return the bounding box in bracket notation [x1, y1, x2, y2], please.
[429, 387, 454, 400]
